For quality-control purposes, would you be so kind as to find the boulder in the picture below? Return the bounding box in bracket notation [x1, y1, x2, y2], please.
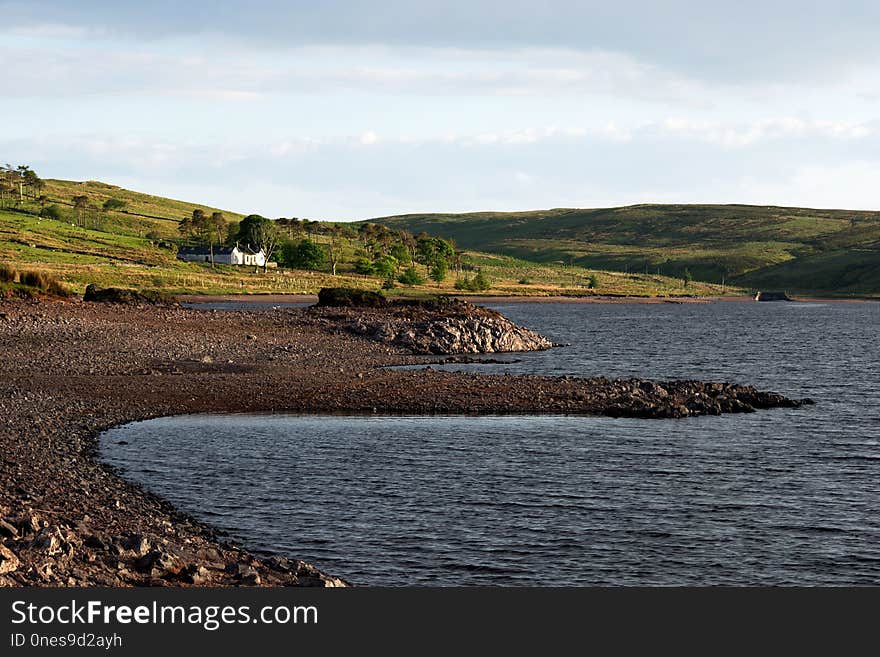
[316, 287, 388, 308]
[332, 297, 553, 354]
[84, 284, 175, 306]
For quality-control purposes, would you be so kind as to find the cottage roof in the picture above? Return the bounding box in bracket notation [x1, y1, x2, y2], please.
[178, 245, 237, 256]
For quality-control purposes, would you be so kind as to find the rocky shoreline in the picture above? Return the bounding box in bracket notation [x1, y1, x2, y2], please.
[311, 296, 554, 354]
[0, 298, 813, 587]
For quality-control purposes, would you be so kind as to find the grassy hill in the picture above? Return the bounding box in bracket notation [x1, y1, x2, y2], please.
[1, 179, 730, 298]
[370, 204, 880, 296]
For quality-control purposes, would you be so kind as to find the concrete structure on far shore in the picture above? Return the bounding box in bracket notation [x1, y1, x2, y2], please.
[176, 245, 266, 267]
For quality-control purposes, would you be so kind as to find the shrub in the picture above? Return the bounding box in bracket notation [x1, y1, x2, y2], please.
[682, 268, 693, 287]
[587, 274, 599, 289]
[17, 270, 69, 296]
[397, 267, 424, 286]
[282, 239, 327, 270]
[40, 204, 64, 221]
[454, 271, 491, 291]
[103, 198, 127, 211]
[373, 255, 398, 279]
[354, 257, 375, 275]
[20, 270, 50, 291]
[471, 271, 491, 291]
[0, 263, 18, 283]
[517, 277, 531, 285]
[381, 277, 396, 290]
[429, 259, 448, 283]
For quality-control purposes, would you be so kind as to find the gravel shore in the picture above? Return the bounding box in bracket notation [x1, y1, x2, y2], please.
[0, 299, 811, 587]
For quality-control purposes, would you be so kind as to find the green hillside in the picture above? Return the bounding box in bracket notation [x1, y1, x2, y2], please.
[370, 205, 880, 296]
[1, 177, 731, 298]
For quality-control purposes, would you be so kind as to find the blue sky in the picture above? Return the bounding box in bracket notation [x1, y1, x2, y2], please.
[2, 1, 879, 219]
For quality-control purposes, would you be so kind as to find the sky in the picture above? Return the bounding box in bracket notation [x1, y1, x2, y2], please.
[2, 1, 879, 219]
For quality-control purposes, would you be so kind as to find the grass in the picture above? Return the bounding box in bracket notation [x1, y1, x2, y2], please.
[0, 179, 757, 298]
[371, 204, 880, 296]
[40, 178, 245, 239]
[0, 262, 69, 298]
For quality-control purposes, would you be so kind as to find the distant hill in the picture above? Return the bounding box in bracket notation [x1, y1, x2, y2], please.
[370, 204, 880, 296]
[2, 178, 731, 297]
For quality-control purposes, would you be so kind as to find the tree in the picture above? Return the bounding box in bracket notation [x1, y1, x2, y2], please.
[398, 266, 425, 286]
[72, 195, 89, 227]
[41, 204, 64, 221]
[250, 219, 280, 271]
[282, 239, 327, 270]
[235, 215, 280, 271]
[178, 215, 194, 239]
[682, 268, 693, 288]
[373, 255, 398, 279]
[209, 212, 227, 246]
[429, 259, 448, 284]
[389, 243, 410, 267]
[325, 225, 346, 276]
[0, 182, 11, 209]
[415, 236, 454, 269]
[471, 270, 491, 291]
[354, 257, 375, 275]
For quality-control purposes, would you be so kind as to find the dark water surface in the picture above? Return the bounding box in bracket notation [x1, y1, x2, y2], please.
[101, 301, 880, 585]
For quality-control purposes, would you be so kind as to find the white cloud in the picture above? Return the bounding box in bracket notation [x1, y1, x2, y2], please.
[654, 118, 876, 147]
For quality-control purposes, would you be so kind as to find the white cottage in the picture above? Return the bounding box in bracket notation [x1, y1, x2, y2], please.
[176, 245, 266, 267]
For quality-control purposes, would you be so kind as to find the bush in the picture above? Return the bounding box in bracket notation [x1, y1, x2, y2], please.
[429, 259, 448, 283]
[20, 271, 50, 290]
[682, 268, 693, 287]
[471, 271, 491, 291]
[354, 257, 375, 275]
[381, 277, 396, 290]
[373, 255, 398, 279]
[517, 277, 531, 285]
[282, 239, 327, 270]
[587, 274, 599, 289]
[397, 267, 425, 286]
[40, 204, 64, 221]
[103, 198, 127, 211]
[453, 271, 491, 291]
[18, 270, 69, 296]
[0, 263, 18, 283]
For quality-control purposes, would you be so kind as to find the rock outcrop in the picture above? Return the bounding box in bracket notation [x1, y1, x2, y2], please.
[84, 284, 175, 306]
[316, 287, 388, 308]
[593, 378, 815, 419]
[312, 295, 553, 354]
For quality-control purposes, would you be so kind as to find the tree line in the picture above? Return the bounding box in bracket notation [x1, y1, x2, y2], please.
[0, 164, 136, 230]
[177, 209, 490, 288]
[1, 163, 489, 289]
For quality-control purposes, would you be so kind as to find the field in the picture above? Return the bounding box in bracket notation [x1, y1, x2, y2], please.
[371, 205, 880, 296]
[0, 179, 734, 298]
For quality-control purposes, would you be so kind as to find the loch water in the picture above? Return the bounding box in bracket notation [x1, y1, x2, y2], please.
[101, 301, 880, 585]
